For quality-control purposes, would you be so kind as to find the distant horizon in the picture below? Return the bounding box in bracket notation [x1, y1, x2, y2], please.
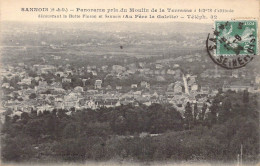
[1, 20, 211, 24]
[0, 21, 212, 34]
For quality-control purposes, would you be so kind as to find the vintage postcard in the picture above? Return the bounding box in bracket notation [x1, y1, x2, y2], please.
[0, 0, 259, 165]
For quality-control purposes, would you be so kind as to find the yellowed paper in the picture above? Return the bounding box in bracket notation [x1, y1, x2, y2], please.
[0, 0, 259, 166]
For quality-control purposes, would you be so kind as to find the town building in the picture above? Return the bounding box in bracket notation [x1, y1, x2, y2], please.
[95, 80, 102, 89]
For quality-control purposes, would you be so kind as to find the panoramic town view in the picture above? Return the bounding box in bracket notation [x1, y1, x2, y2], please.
[0, 22, 259, 165]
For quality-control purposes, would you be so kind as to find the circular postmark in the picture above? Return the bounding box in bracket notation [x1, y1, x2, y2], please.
[206, 20, 258, 69]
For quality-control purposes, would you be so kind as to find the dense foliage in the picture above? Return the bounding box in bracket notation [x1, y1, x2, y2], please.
[1, 91, 259, 163]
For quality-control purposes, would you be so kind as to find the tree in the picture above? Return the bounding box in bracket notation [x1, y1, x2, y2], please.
[54, 138, 87, 161]
[10, 76, 20, 89]
[63, 122, 80, 138]
[21, 112, 30, 123]
[184, 102, 193, 130]
[199, 103, 207, 122]
[37, 111, 43, 117]
[2, 138, 22, 161]
[208, 100, 218, 125]
[243, 89, 249, 104]
[29, 93, 37, 99]
[44, 115, 58, 138]
[125, 110, 139, 133]
[193, 103, 198, 123]
[12, 115, 20, 123]
[1, 135, 35, 161]
[25, 119, 43, 139]
[3, 77, 8, 83]
[30, 110, 38, 117]
[218, 98, 232, 123]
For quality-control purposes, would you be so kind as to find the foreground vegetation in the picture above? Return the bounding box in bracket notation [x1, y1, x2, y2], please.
[1, 91, 259, 163]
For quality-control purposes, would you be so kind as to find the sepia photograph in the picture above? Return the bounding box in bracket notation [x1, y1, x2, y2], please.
[0, 0, 259, 166]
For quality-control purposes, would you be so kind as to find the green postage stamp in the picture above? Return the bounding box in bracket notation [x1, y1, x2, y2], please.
[215, 20, 257, 56]
[206, 20, 258, 69]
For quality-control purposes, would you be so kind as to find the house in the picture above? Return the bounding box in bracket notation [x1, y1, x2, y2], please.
[150, 96, 159, 103]
[121, 92, 134, 99]
[155, 70, 160, 75]
[92, 71, 97, 76]
[152, 92, 159, 98]
[112, 65, 126, 73]
[85, 100, 97, 109]
[249, 85, 260, 93]
[210, 90, 219, 96]
[4, 100, 21, 111]
[188, 76, 197, 85]
[143, 101, 152, 106]
[173, 64, 180, 68]
[95, 80, 102, 89]
[101, 65, 108, 72]
[34, 77, 41, 81]
[37, 104, 53, 111]
[66, 70, 73, 76]
[200, 71, 210, 78]
[55, 72, 64, 77]
[40, 66, 57, 74]
[74, 86, 84, 93]
[232, 70, 239, 78]
[54, 97, 64, 109]
[35, 81, 48, 91]
[62, 78, 72, 83]
[52, 88, 66, 95]
[86, 66, 91, 71]
[18, 63, 25, 67]
[22, 88, 36, 96]
[142, 68, 150, 74]
[63, 93, 79, 109]
[167, 83, 174, 91]
[140, 81, 150, 89]
[131, 84, 138, 89]
[190, 83, 198, 91]
[222, 84, 251, 92]
[90, 65, 97, 69]
[136, 96, 149, 103]
[133, 91, 142, 98]
[155, 63, 163, 69]
[174, 82, 183, 94]
[149, 70, 154, 75]
[156, 76, 166, 82]
[82, 79, 88, 86]
[103, 99, 120, 108]
[255, 75, 260, 84]
[86, 89, 99, 95]
[116, 86, 122, 90]
[161, 70, 166, 75]
[166, 90, 175, 97]
[51, 82, 62, 89]
[189, 90, 198, 97]
[174, 69, 182, 79]
[200, 86, 210, 94]
[127, 69, 136, 74]
[19, 78, 32, 85]
[106, 85, 112, 90]
[120, 98, 134, 105]
[2, 83, 10, 89]
[142, 92, 151, 98]
[187, 96, 197, 104]
[167, 69, 175, 75]
[54, 56, 61, 60]
[187, 58, 193, 62]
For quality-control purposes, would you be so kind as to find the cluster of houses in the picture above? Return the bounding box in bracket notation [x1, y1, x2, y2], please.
[1, 58, 260, 119]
